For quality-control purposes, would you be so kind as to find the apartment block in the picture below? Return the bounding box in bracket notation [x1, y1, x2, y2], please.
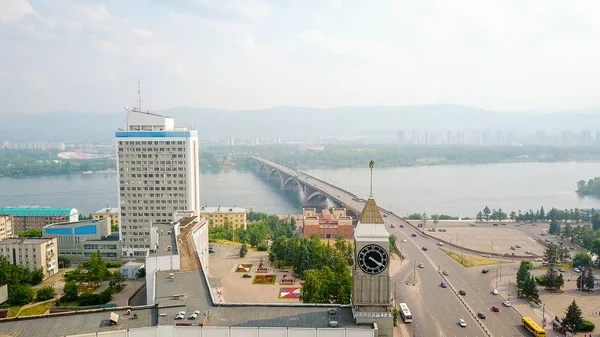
[303, 208, 353, 239]
[200, 206, 247, 229]
[0, 207, 79, 231]
[117, 107, 200, 257]
[93, 207, 119, 229]
[0, 215, 13, 240]
[0, 237, 58, 279]
[42, 218, 121, 260]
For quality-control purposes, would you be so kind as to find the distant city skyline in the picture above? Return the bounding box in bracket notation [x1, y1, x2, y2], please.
[1, 0, 600, 113]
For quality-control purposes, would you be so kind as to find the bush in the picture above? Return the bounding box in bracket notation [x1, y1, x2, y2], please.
[105, 261, 122, 268]
[535, 275, 546, 286]
[239, 243, 248, 258]
[8, 284, 34, 305]
[257, 242, 269, 251]
[35, 286, 56, 301]
[77, 288, 112, 306]
[63, 281, 78, 302]
[578, 320, 595, 332]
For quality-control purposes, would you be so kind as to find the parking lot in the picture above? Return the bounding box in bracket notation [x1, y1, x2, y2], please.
[427, 226, 546, 256]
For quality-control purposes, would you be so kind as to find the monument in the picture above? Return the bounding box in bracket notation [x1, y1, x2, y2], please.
[352, 160, 394, 337]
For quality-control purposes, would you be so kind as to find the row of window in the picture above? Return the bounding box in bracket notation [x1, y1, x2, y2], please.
[118, 141, 185, 145]
[121, 165, 186, 170]
[118, 147, 186, 152]
[83, 244, 118, 250]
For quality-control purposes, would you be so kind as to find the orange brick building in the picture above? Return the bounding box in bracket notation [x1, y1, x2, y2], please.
[302, 207, 354, 239]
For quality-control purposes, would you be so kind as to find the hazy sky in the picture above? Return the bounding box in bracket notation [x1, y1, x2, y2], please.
[1, 0, 599, 114]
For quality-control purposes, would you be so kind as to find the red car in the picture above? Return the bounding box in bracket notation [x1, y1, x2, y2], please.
[492, 306, 500, 312]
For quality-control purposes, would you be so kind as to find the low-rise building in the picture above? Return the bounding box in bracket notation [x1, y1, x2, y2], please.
[0, 207, 78, 231]
[200, 206, 247, 229]
[0, 237, 58, 279]
[121, 261, 145, 279]
[92, 207, 119, 229]
[42, 218, 121, 260]
[303, 207, 354, 239]
[0, 215, 13, 241]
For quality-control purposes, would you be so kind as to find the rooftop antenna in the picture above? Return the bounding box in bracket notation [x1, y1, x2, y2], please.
[137, 76, 142, 112]
[369, 160, 374, 198]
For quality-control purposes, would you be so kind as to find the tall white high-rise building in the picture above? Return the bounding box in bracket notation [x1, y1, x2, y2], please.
[116, 107, 200, 257]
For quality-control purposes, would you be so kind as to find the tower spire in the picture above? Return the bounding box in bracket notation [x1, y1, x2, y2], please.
[369, 160, 374, 198]
[137, 76, 142, 112]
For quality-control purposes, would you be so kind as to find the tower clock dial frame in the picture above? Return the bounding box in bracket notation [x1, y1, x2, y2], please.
[357, 244, 389, 275]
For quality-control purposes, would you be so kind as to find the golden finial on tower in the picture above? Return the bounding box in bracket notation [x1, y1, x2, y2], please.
[369, 160, 374, 197]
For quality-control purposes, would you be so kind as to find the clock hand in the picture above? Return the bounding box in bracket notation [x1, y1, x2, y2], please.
[368, 256, 384, 267]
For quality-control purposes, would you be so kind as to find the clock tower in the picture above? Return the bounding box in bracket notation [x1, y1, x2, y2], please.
[352, 161, 394, 337]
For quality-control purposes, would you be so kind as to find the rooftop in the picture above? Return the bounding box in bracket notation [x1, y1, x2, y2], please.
[149, 223, 177, 257]
[358, 198, 384, 224]
[123, 261, 145, 268]
[0, 237, 55, 245]
[43, 218, 102, 228]
[0, 307, 157, 337]
[0, 207, 77, 217]
[200, 206, 247, 214]
[93, 207, 119, 215]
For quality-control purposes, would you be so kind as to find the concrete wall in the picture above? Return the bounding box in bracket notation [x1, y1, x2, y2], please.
[65, 326, 375, 337]
[191, 218, 209, 273]
[145, 255, 181, 305]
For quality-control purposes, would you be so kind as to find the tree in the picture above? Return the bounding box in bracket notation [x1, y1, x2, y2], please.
[109, 272, 125, 291]
[483, 206, 491, 221]
[539, 206, 546, 221]
[58, 256, 71, 268]
[577, 268, 594, 292]
[63, 281, 78, 302]
[521, 276, 540, 303]
[549, 217, 560, 234]
[509, 211, 516, 221]
[81, 252, 109, 286]
[36, 285, 56, 301]
[246, 222, 269, 247]
[239, 243, 248, 258]
[476, 211, 483, 221]
[592, 213, 600, 230]
[389, 234, 397, 252]
[573, 252, 592, 268]
[516, 260, 533, 288]
[563, 300, 584, 332]
[7, 284, 34, 305]
[544, 243, 560, 264]
[136, 267, 146, 278]
[544, 267, 563, 291]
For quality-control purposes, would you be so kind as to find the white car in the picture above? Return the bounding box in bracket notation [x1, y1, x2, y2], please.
[502, 300, 511, 307]
[458, 319, 467, 327]
[437, 242, 443, 246]
[491, 289, 499, 295]
[418, 263, 425, 268]
[534, 258, 543, 262]
[402, 239, 407, 243]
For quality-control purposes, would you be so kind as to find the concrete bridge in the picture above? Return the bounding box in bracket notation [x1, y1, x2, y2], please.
[249, 156, 408, 224]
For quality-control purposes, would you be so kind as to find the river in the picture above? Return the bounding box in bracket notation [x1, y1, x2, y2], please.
[1, 162, 600, 217]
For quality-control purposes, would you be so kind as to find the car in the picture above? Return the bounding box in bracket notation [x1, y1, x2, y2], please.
[208, 248, 215, 253]
[501, 223, 507, 226]
[493, 223, 499, 226]
[442, 270, 449, 276]
[421, 247, 428, 251]
[534, 258, 543, 262]
[411, 233, 417, 237]
[569, 246, 575, 250]
[515, 244, 521, 248]
[401, 239, 407, 243]
[502, 300, 511, 307]
[440, 282, 448, 288]
[418, 263, 425, 268]
[481, 269, 489, 274]
[558, 268, 566, 272]
[478, 312, 486, 319]
[458, 319, 467, 327]
[573, 267, 581, 273]
[391, 224, 395, 228]
[399, 224, 404, 228]
[243, 273, 252, 278]
[510, 246, 516, 250]
[383, 214, 387, 217]
[491, 288, 499, 295]
[437, 242, 443, 246]
[492, 305, 500, 312]
[459, 290, 466, 295]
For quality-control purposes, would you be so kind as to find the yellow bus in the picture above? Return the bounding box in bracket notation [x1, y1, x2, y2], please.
[522, 316, 546, 337]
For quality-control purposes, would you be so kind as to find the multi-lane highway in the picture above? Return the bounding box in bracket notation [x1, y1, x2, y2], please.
[252, 158, 534, 336]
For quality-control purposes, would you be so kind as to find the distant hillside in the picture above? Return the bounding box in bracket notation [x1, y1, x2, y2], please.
[2, 105, 600, 142]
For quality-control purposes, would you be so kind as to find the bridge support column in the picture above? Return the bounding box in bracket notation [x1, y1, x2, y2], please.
[302, 185, 328, 208]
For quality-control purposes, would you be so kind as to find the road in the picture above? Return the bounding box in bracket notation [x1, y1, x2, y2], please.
[252, 157, 531, 336]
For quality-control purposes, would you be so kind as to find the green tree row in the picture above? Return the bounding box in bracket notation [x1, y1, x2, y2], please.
[576, 177, 600, 196]
[0, 256, 44, 305]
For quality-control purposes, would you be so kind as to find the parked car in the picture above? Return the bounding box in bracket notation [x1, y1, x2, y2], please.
[208, 248, 215, 253]
[515, 244, 521, 248]
[401, 239, 407, 243]
[477, 312, 486, 319]
[558, 268, 566, 272]
[243, 273, 252, 278]
[481, 269, 489, 274]
[440, 282, 448, 288]
[502, 300, 511, 307]
[391, 224, 395, 228]
[399, 224, 404, 228]
[422, 247, 428, 251]
[459, 290, 466, 295]
[492, 306, 500, 312]
[437, 242, 443, 246]
[573, 267, 581, 273]
[458, 319, 467, 327]
[411, 233, 417, 237]
[418, 263, 425, 268]
[491, 289, 499, 295]
[442, 270, 449, 276]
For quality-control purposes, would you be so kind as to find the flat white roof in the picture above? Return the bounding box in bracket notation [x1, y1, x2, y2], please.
[93, 207, 119, 215]
[200, 206, 246, 214]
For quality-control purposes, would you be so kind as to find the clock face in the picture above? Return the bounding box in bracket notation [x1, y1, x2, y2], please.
[357, 244, 389, 275]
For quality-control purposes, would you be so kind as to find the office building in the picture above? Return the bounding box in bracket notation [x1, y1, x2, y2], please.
[0, 207, 79, 231]
[93, 207, 119, 229]
[0, 215, 13, 241]
[396, 130, 404, 145]
[121, 261, 145, 279]
[42, 218, 121, 260]
[117, 107, 200, 257]
[0, 237, 58, 279]
[303, 207, 353, 239]
[200, 206, 247, 229]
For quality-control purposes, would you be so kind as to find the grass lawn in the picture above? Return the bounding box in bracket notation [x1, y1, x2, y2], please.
[7, 306, 23, 317]
[441, 249, 503, 267]
[18, 301, 56, 316]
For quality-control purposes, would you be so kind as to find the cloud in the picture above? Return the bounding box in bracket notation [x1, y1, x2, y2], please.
[132, 28, 153, 38]
[195, 0, 272, 20]
[0, 0, 34, 23]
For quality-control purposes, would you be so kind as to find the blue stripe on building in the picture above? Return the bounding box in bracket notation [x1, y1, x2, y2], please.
[115, 131, 191, 138]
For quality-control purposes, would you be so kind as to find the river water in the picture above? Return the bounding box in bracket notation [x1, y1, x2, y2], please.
[1, 162, 600, 217]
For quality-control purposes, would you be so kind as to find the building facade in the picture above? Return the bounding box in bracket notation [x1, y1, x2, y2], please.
[42, 218, 121, 260]
[117, 108, 200, 257]
[0, 215, 14, 241]
[200, 206, 247, 229]
[0, 207, 79, 231]
[303, 208, 353, 238]
[93, 207, 119, 229]
[0, 237, 58, 279]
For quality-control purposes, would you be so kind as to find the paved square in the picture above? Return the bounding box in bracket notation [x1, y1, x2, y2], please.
[428, 227, 546, 255]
